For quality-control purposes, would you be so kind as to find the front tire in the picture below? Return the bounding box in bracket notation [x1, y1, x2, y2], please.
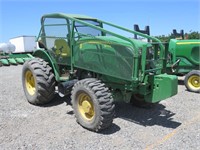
[71, 78, 115, 132]
[184, 70, 200, 93]
[22, 58, 56, 105]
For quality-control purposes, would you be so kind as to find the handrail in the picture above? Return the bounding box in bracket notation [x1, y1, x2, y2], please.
[38, 13, 165, 81]
[100, 20, 165, 59]
[72, 19, 138, 56]
[39, 13, 165, 58]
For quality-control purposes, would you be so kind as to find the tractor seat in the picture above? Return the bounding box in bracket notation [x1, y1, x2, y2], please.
[54, 39, 71, 57]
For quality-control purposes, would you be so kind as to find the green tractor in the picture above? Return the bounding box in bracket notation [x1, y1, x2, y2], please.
[22, 13, 178, 132]
[166, 39, 200, 93]
[134, 25, 200, 93]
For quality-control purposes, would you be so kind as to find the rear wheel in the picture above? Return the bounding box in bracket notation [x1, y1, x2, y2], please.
[71, 78, 115, 132]
[22, 58, 56, 105]
[184, 70, 200, 93]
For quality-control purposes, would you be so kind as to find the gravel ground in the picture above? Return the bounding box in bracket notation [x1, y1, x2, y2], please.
[0, 65, 199, 150]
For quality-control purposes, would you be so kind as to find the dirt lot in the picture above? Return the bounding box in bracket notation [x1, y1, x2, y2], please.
[0, 65, 200, 150]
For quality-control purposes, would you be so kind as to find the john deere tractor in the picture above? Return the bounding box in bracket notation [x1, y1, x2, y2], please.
[134, 25, 200, 93]
[22, 13, 178, 132]
[166, 39, 200, 93]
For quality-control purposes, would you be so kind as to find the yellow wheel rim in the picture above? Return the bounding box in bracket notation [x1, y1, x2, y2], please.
[25, 70, 36, 95]
[78, 93, 95, 121]
[188, 75, 200, 90]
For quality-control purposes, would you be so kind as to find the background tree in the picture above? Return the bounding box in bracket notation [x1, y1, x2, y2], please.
[154, 31, 200, 42]
[187, 31, 200, 39]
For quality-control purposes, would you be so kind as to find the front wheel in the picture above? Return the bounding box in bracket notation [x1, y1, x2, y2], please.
[71, 78, 115, 132]
[184, 70, 200, 93]
[22, 58, 56, 105]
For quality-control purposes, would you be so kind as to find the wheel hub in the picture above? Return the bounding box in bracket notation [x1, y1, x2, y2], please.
[78, 93, 95, 121]
[25, 70, 36, 95]
[82, 100, 92, 114]
[188, 75, 200, 89]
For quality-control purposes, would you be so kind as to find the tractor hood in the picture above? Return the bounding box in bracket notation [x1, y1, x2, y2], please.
[74, 36, 154, 82]
[169, 39, 200, 65]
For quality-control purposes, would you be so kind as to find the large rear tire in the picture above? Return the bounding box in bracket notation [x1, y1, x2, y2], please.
[184, 70, 200, 93]
[22, 58, 56, 105]
[71, 78, 115, 132]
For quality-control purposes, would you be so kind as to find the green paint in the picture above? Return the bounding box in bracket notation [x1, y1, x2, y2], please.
[0, 59, 10, 66]
[0, 53, 34, 66]
[167, 39, 200, 74]
[145, 74, 178, 103]
[15, 58, 24, 64]
[7, 58, 17, 65]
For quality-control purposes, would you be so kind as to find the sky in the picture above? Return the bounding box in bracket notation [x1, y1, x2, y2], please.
[0, 0, 199, 42]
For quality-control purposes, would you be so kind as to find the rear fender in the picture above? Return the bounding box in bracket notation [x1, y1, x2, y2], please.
[33, 49, 60, 81]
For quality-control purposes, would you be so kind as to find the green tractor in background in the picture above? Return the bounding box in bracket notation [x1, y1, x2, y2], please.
[134, 25, 200, 93]
[166, 38, 200, 93]
[22, 13, 177, 132]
